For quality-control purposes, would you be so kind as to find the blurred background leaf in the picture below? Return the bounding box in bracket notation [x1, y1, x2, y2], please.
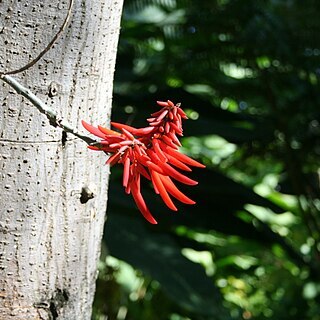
[93, 0, 320, 319]
[104, 214, 227, 318]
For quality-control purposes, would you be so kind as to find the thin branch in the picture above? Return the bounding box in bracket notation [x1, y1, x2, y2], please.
[1, 74, 96, 145]
[0, 0, 74, 76]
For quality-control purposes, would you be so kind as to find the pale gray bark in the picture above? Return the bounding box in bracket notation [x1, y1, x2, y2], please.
[0, 0, 123, 319]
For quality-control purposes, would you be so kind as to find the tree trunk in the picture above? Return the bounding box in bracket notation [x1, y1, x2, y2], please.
[0, 0, 123, 319]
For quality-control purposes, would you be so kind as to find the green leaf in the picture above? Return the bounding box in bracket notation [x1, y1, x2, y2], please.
[104, 214, 228, 318]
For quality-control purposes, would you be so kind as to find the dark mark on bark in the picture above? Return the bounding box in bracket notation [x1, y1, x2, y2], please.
[62, 131, 67, 147]
[48, 82, 60, 98]
[35, 288, 69, 320]
[80, 186, 95, 203]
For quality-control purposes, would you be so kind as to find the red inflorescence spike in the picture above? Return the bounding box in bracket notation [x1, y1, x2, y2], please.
[82, 100, 205, 223]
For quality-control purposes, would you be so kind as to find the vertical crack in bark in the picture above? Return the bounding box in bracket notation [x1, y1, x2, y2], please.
[61, 131, 67, 147]
[49, 302, 59, 320]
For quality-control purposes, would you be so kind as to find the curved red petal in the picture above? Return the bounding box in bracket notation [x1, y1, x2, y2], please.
[151, 171, 177, 211]
[156, 101, 169, 107]
[152, 139, 167, 162]
[166, 153, 192, 171]
[161, 134, 179, 149]
[159, 175, 195, 205]
[163, 145, 206, 168]
[146, 161, 165, 175]
[167, 100, 175, 107]
[106, 152, 121, 166]
[82, 120, 106, 139]
[98, 125, 121, 136]
[111, 122, 137, 133]
[131, 178, 157, 224]
[160, 162, 198, 186]
[123, 157, 131, 187]
[177, 107, 188, 119]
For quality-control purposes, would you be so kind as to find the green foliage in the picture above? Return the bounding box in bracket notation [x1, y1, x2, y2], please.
[93, 0, 320, 319]
[104, 214, 227, 318]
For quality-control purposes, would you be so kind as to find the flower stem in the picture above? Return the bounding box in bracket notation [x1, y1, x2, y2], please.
[1, 74, 96, 145]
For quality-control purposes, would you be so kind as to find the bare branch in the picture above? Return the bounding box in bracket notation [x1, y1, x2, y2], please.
[1, 74, 96, 145]
[1, 0, 74, 76]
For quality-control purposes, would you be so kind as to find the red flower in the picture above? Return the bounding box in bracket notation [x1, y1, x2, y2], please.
[82, 100, 205, 224]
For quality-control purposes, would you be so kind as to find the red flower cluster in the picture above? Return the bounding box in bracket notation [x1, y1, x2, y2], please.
[82, 100, 205, 224]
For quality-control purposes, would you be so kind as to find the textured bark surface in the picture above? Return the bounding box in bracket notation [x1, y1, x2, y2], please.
[0, 0, 123, 319]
